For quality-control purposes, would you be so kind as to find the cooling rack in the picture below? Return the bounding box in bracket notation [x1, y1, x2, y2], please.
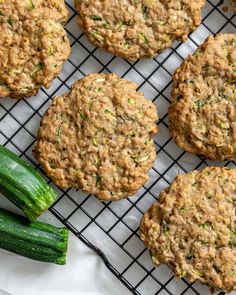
[0, 0, 236, 294]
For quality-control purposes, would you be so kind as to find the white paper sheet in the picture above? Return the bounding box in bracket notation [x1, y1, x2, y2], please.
[0, 204, 129, 295]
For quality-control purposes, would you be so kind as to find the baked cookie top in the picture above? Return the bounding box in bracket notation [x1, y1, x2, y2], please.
[34, 73, 158, 201]
[75, 0, 205, 60]
[140, 166, 236, 293]
[169, 34, 236, 160]
[0, 0, 70, 99]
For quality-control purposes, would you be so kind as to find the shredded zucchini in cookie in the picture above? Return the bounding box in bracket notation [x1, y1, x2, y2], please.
[0, 0, 70, 99]
[34, 73, 158, 201]
[75, 0, 205, 60]
[169, 34, 236, 160]
[140, 167, 236, 293]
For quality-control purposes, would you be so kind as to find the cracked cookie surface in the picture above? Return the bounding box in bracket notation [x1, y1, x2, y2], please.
[0, 0, 70, 99]
[75, 0, 205, 60]
[34, 73, 158, 201]
[169, 34, 236, 160]
[140, 166, 236, 293]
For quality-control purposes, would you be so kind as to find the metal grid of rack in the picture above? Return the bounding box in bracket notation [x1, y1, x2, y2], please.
[0, 0, 236, 294]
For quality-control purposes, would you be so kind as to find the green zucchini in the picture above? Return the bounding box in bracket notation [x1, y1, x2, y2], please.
[0, 207, 68, 265]
[0, 145, 56, 222]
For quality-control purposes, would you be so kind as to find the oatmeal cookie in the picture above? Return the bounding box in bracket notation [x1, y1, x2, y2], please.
[169, 34, 236, 160]
[75, 0, 205, 60]
[140, 166, 236, 293]
[0, 0, 70, 99]
[34, 73, 158, 201]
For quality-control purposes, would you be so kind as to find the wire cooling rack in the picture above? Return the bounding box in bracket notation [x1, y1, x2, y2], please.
[0, 0, 236, 294]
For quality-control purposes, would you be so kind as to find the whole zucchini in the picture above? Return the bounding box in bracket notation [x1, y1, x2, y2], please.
[0, 207, 68, 265]
[0, 145, 56, 222]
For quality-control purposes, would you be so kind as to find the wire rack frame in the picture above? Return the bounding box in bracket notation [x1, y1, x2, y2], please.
[0, 0, 235, 294]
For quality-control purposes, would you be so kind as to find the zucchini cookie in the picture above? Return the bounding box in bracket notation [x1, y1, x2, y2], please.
[140, 166, 236, 293]
[75, 0, 205, 61]
[34, 73, 158, 201]
[230, 0, 236, 13]
[0, 0, 71, 99]
[169, 34, 236, 160]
